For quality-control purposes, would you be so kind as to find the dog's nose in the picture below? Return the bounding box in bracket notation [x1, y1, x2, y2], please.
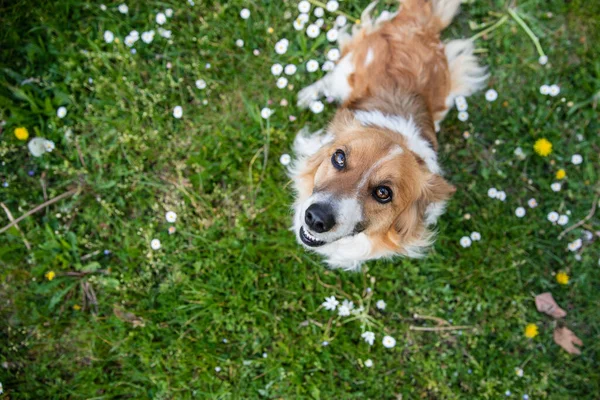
[305, 203, 336, 233]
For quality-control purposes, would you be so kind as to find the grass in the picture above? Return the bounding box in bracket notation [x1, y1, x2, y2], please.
[0, 0, 599, 398]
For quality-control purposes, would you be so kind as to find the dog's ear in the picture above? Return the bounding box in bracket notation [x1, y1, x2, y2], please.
[419, 174, 456, 206]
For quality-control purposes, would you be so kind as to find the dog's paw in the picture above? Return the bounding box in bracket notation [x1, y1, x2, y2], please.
[297, 84, 320, 108]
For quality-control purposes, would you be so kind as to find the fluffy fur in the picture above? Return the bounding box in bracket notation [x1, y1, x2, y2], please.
[290, 0, 486, 269]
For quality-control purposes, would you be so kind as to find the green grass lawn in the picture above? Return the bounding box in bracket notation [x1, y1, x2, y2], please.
[1, 0, 599, 398]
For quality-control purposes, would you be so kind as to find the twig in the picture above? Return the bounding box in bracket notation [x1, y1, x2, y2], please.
[75, 138, 87, 169]
[413, 313, 450, 326]
[0, 202, 31, 250]
[507, 8, 545, 57]
[80, 250, 101, 261]
[470, 15, 509, 41]
[0, 188, 79, 234]
[557, 195, 599, 240]
[40, 172, 48, 214]
[409, 325, 474, 332]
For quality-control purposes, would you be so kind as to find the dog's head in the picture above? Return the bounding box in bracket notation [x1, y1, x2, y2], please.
[290, 110, 455, 269]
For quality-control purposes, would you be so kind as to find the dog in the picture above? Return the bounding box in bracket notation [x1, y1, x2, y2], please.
[290, 0, 487, 270]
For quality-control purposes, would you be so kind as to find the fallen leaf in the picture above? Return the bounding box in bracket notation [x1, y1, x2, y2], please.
[535, 292, 567, 319]
[553, 326, 583, 355]
[113, 305, 145, 328]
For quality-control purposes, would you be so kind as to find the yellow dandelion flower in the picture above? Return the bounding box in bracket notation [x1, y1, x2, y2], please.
[45, 271, 56, 281]
[73, 304, 81, 311]
[555, 169, 566, 179]
[533, 138, 552, 157]
[14, 127, 29, 140]
[267, 27, 274, 34]
[525, 323, 538, 339]
[556, 271, 569, 285]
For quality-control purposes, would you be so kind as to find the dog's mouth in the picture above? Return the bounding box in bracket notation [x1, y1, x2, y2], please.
[299, 226, 326, 247]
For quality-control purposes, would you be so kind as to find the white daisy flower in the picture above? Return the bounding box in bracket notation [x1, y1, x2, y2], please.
[338, 304, 351, 317]
[551, 182, 561, 192]
[279, 154, 291, 166]
[460, 236, 472, 248]
[527, 198, 538, 208]
[514, 147, 526, 160]
[322, 61, 335, 71]
[549, 84, 560, 97]
[276, 77, 288, 89]
[118, 4, 128, 14]
[297, 13, 309, 24]
[376, 300, 386, 310]
[342, 299, 354, 311]
[205, 63, 211, 69]
[455, 95, 467, 106]
[547, 211, 559, 223]
[158, 28, 172, 38]
[470, 232, 481, 241]
[456, 102, 468, 112]
[156, 12, 167, 25]
[523, 395, 530, 400]
[488, 188, 498, 198]
[540, 84, 550, 95]
[557, 215, 569, 226]
[515, 367, 524, 377]
[284, 64, 297, 75]
[322, 296, 339, 311]
[100, 4, 107, 11]
[364, 359, 374, 368]
[141, 30, 155, 44]
[260, 107, 272, 119]
[28, 138, 48, 157]
[306, 24, 320, 38]
[188, 0, 195, 5]
[103, 30, 114, 43]
[44, 140, 55, 152]
[166, 211, 177, 223]
[314, 7, 324, 17]
[196, 79, 207, 89]
[306, 59, 319, 72]
[567, 238, 582, 252]
[485, 89, 498, 102]
[165, 8, 173, 18]
[539, 55, 548, 65]
[235, 39, 244, 47]
[271, 63, 283, 76]
[240, 8, 250, 19]
[173, 106, 183, 119]
[298, 0, 311, 13]
[293, 19, 305, 30]
[57, 106, 67, 118]
[150, 239, 161, 250]
[571, 154, 583, 165]
[326, 0, 339, 12]
[335, 15, 347, 27]
[326, 28, 338, 42]
[327, 48, 340, 61]
[515, 207, 526, 218]
[215, 366, 221, 372]
[505, 390, 511, 397]
[310, 101, 324, 114]
[496, 191, 507, 201]
[361, 331, 375, 345]
[382, 335, 396, 348]
[458, 111, 469, 122]
[315, 18, 324, 28]
[274, 40, 288, 54]
[124, 34, 138, 47]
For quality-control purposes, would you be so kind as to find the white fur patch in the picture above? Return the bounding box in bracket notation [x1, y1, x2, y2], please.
[297, 53, 355, 107]
[424, 201, 447, 226]
[354, 110, 441, 175]
[365, 48, 374, 66]
[444, 39, 488, 109]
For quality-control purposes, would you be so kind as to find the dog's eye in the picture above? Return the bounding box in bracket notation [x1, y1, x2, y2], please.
[331, 149, 346, 170]
[373, 186, 392, 203]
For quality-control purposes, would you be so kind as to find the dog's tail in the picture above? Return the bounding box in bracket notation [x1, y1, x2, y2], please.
[396, 0, 462, 31]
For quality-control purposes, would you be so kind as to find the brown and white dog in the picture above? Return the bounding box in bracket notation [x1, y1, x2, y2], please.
[290, 0, 487, 270]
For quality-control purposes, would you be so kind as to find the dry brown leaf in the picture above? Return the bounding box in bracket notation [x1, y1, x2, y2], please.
[553, 326, 583, 355]
[535, 292, 567, 319]
[113, 305, 145, 328]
